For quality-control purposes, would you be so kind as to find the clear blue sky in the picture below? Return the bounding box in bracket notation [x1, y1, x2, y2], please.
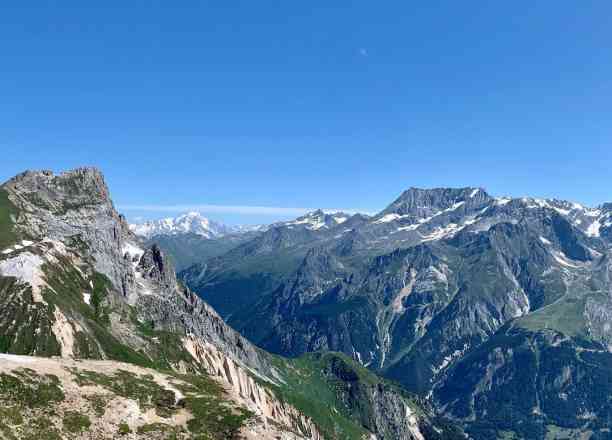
[1, 1, 611, 224]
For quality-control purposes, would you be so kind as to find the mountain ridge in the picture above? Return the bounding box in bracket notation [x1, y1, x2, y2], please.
[129, 211, 265, 239]
[0, 167, 454, 440]
[181, 183, 612, 440]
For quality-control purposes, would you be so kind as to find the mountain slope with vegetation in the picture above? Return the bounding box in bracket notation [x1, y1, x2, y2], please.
[145, 232, 257, 272]
[182, 186, 612, 439]
[0, 167, 457, 440]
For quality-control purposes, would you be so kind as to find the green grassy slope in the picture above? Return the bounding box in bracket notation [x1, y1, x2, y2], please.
[0, 189, 20, 249]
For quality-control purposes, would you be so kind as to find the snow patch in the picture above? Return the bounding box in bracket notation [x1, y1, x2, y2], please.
[586, 220, 601, 237]
[585, 209, 601, 218]
[286, 213, 327, 230]
[0, 252, 47, 303]
[374, 213, 403, 224]
[122, 241, 144, 259]
[446, 201, 465, 212]
[553, 207, 571, 216]
[539, 236, 552, 245]
[83, 292, 91, 305]
[395, 224, 421, 233]
[522, 198, 553, 210]
[552, 252, 581, 269]
[420, 223, 464, 242]
[307, 220, 325, 230]
[388, 201, 472, 233]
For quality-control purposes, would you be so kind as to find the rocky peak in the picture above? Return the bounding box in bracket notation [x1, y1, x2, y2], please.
[308, 209, 326, 217]
[285, 209, 354, 231]
[137, 244, 177, 290]
[130, 211, 233, 239]
[1, 166, 138, 297]
[380, 187, 491, 218]
[5, 167, 112, 208]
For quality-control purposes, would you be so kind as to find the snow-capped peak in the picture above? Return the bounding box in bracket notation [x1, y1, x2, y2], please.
[130, 212, 234, 239]
[283, 210, 354, 231]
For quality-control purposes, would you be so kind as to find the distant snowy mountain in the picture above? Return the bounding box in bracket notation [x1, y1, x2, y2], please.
[129, 212, 262, 239]
[276, 209, 362, 231]
[129, 210, 365, 239]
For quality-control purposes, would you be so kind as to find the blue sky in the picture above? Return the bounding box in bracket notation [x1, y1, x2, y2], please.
[1, 2, 611, 224]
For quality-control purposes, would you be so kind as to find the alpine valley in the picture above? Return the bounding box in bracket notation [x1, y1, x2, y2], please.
[0, 168, 459, 440]
[131, 212, 264, 272]
[178, 187, 612, 440]
[4, 168, 612, 440]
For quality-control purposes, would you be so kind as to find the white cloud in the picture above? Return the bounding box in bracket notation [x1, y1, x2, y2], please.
[116, 203, 368, 216]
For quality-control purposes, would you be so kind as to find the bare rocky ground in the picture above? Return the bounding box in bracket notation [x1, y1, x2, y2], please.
[0, 353, 307, 440]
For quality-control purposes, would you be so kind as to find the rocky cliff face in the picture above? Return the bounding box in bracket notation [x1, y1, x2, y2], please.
[0, 167, 448, 439]
[183, 336, 324, 440]
[2, 168, 134, 295]
[378, 187, 492, 219]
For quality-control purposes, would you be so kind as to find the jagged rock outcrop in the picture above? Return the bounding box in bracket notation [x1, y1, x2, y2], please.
[138, 244, 176, 290]
[183, 337, 323, 440]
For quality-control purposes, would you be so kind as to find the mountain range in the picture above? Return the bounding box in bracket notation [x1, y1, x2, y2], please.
[131, 210, 366, 272]
[180, 186, 612, 439]
[0, 168, 457, 440]
[4, 167, 612, 439]
[129, 211, 264, 239]
[129, 210, 359, 240]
